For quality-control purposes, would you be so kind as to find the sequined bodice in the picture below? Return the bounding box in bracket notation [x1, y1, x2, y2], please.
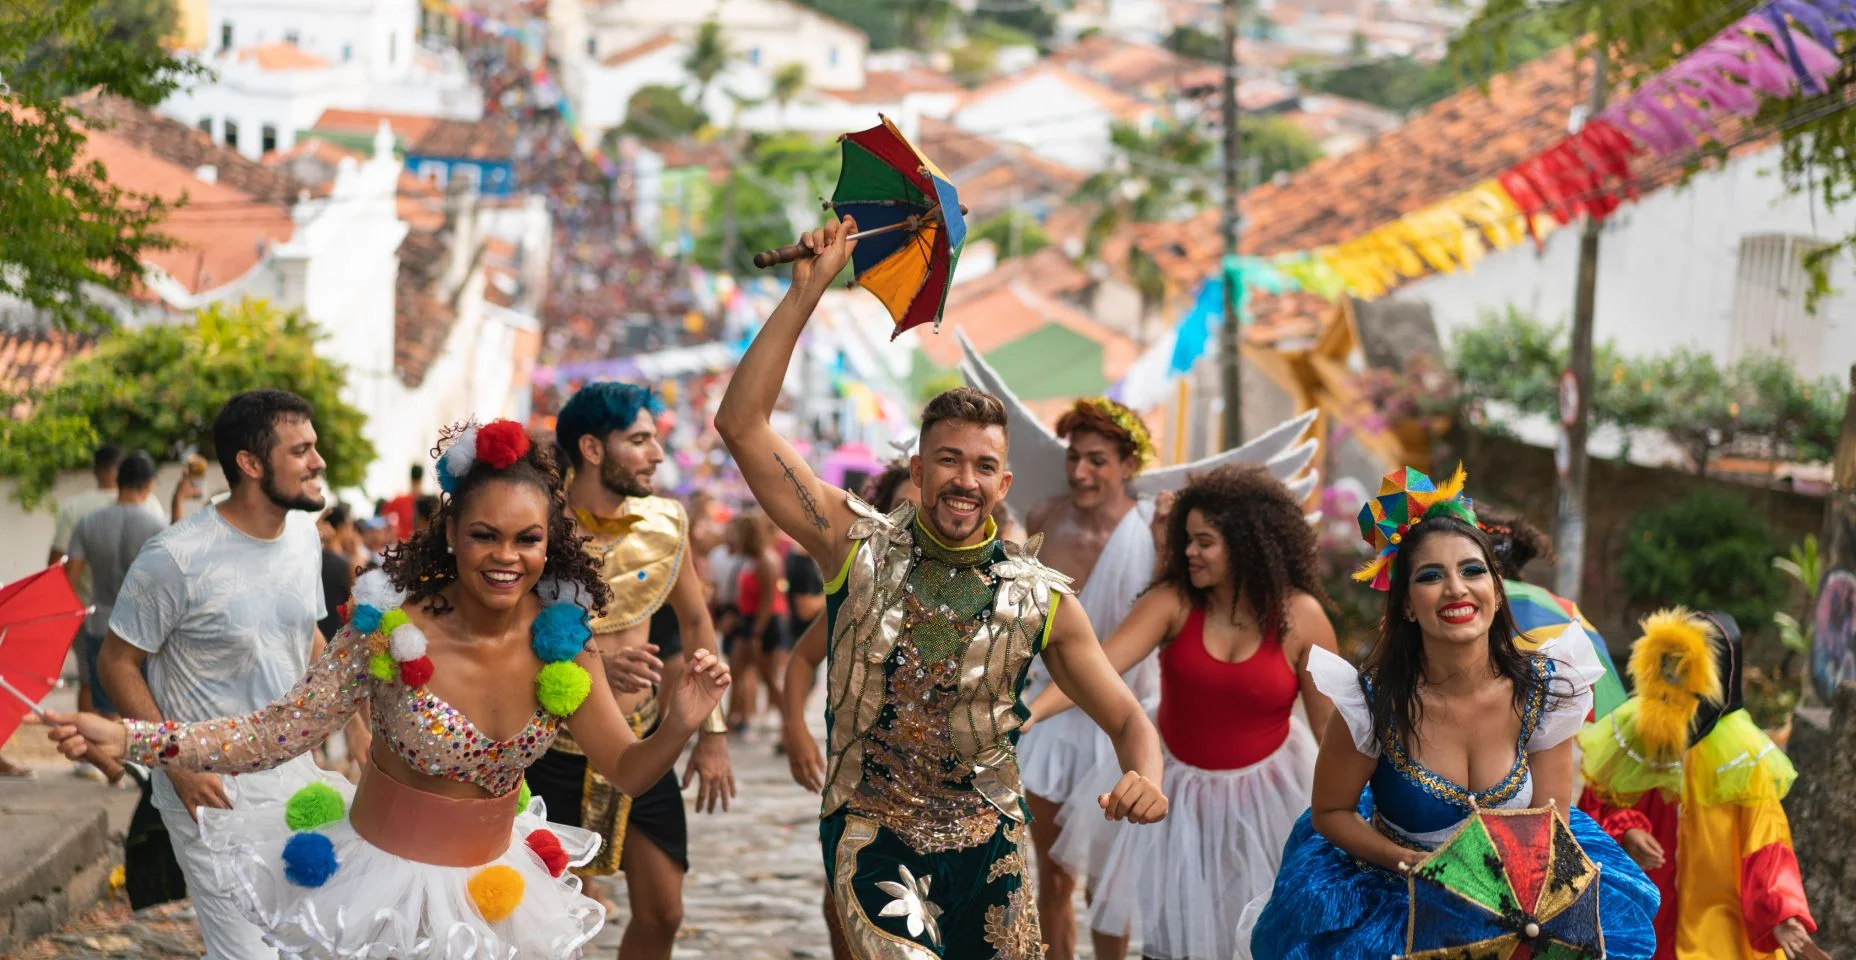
[126, 624, 563, 797]
[379, 687, 561, 796]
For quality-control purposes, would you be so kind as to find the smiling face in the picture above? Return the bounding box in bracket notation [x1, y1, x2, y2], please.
[584, 408, 663, 499]
[1405, 530, 1501, 648]
[1065, 430, 1137, 510]
[1181, 508, 1229, 591]
[910, 420, 1011, 546]
[447, 477, 551, 613]
[255, 416, 327, 512]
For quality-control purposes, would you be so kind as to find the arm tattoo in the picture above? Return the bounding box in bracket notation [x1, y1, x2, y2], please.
[774, 452, 830, 532]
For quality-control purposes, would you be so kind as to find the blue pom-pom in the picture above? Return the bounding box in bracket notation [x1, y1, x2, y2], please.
[531, 602, 590, 663]
[436, 461, 460, 494]
[349, 605, 383, 635]
[282, 832, 338, 887]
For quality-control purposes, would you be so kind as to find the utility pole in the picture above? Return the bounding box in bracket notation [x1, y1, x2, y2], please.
[1218, 0, 1244, 449]
[1553, 42, 1606, 602]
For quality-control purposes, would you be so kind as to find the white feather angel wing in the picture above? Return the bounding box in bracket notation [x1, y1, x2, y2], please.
[957, 331, 1322, 522]
[956, 329, 1071, 516]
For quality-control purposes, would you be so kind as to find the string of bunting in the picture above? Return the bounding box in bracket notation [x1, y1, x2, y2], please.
[1228, 0, 1854, 301]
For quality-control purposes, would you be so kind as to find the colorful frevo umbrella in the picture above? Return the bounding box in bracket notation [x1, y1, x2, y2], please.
[0, 565, 90, 747]
[1399, 804, 1605, 960]
[753, 115, 967, 339]
[1504, 579, 1627, 721]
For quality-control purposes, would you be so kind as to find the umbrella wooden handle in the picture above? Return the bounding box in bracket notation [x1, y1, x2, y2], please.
[753, 243, 809, 269]
[754, 203, 969, 270]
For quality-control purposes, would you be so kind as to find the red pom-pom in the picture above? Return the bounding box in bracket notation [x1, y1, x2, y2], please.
[475, 420, 531, 470]
[399, 656, 435, 688]
[525, 828, 568, 877]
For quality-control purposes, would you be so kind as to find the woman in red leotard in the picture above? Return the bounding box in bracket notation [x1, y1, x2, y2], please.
[1028, 464, 1337, 960]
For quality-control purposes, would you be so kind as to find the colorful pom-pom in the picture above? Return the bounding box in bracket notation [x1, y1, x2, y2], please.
[284, 783, 346, 831]
[349, 604, 383, 635]
[399, 655, 435, 688]
[378, 609, 410, 636]
[437, 427, 479, 494]
[516, 777, 532, 811]
[525, 829, 569, 877]
[350, 569, 406, 616]
[531, 602, 591, 663]
[389, 622, 428, 661]
[368, 652, 397, 682]
[467, 865, 525, 923]
[535, 661, 592, 717]
[475, 420, 531, 470]
[282, 832, 338, 887]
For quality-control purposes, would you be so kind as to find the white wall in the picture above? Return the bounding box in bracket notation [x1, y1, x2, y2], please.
[0, 466, 227, 587]
[1399, 148, 1856, 382]
[585, 0, 866, 91]
[163, 57, 364, 160]
[208, 0, 416, 81]
[952, 72, 1117, 172]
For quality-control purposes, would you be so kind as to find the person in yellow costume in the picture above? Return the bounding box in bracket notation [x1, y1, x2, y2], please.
[1577, 609, 1827, 960]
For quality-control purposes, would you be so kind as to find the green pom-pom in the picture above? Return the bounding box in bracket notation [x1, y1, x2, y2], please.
[284, 783, 346, 831]
[368, 652, 397, 682]
[535, 661, 592, 717]
[516, 778, 532, 811]
[378, 609, 410, 635]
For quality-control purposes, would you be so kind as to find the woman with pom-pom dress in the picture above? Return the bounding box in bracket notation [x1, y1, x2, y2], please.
[1239, 467, 1660, 960]
[48, 419, 731, 960]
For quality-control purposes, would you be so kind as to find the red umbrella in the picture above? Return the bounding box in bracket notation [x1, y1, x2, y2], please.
[0, 564, 89, 748]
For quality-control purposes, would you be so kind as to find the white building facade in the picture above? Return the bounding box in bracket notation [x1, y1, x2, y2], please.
[549, 0, 867, 93]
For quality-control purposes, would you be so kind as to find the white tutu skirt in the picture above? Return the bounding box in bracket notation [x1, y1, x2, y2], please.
[1051, 714, 1317, 960]
[1021, 659, 1159, 805]
[199, 781, 605, 959]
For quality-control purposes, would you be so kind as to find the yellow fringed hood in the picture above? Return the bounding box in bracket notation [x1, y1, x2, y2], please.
[1626, 608, 1723, 763]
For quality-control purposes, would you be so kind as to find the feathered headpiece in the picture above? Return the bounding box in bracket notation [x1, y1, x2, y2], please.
[1627, 607, 1724, 763]
[1351, 463, 1475, 591]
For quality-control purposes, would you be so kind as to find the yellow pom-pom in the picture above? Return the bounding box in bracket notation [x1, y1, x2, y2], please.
[535, 661, 592, 717]
[467, 865, 525, 923]
[378, 609, 410, 636]
[368, 652, 397, 682]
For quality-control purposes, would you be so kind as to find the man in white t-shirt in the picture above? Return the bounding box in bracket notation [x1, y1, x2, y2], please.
[100, 389, 349, 960]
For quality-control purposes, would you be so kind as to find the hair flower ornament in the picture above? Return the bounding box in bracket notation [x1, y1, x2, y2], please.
[1352, 463, 1476, 591]
[435, 419, 532, 493]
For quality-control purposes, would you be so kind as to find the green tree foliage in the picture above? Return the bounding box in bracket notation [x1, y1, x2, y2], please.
[695, 133, 840, 273]
[683, 18, 730, 109]
[1618, 490, 1787, 636]
[0, 300, 375, 508]
[967, 210, 1050, 259]
[1448, 309, 1846, 467]
[771, 63, 808, 118]
[1074, 121, 1214, 256]
[787, 0, 904, 49]
[1, 0, 203, 333]
[615, 84, 710, 140]
[1303, 17, 1566, 113]
[1241, 115, 1324, 183]
[1165, 25, 1225, 63]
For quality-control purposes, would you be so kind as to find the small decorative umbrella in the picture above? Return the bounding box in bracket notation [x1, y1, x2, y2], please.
[0, 564, 90, 746]
[753, 115, 967, 339]
[1399, 803, 1605, 960]
[1504, 579, 1627, 721]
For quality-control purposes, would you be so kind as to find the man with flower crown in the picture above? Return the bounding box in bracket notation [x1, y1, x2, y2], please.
[718, 215, 1168, 959]
[525, 380, 735, 960]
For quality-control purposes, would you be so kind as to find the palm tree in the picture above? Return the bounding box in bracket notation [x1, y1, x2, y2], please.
[898, 0, 957, 50]
[683, 18, 730, 120]
[1071, 121, 1213, 258]
[771, 62, 807, 127]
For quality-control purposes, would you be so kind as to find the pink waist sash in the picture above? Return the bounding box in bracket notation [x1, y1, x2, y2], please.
[349, 759, 519, 867]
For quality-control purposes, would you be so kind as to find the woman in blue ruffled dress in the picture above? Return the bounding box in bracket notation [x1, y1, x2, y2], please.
[1240, 466, 1660, 960]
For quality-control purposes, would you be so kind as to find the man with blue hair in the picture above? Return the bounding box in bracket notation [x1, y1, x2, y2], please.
[527, 380, 735, 960]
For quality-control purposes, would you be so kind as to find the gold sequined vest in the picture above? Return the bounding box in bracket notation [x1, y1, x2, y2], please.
[820, 495, 1073, 828]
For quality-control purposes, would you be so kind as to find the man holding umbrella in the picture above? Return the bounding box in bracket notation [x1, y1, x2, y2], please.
[718, 214, 1167, 957]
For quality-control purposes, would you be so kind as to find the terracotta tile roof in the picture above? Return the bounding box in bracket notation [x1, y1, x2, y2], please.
[823, 68, 961, 103]
[1046, 34, 1219, 99]
[949, 247, 1091, 305]
[599, 33, 680, 68]
[73, 100, 297, 295]
[910, 282, 1137, 380]
[960, 63, 1150, 123]
[913, 117, 1086, 220]
[394, 228, 455, 389]
[233, 42, 332, 72]
[640, 138, 733, 172]
[0, 330, 90, 413]
[409, 116, 517, 161]
[1119, 47, 1587, 291]
[313, 109, 441, 143]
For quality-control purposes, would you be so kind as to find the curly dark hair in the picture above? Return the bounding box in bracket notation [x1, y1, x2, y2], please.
[862, 463, 914, 513]
[1151, 464, 1328, 641]
[1364, 515, 1567, 753]
[1477, 512, 1554, 580]
[1056, 400, 1141, 464]
[380, 422, 613, 617]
